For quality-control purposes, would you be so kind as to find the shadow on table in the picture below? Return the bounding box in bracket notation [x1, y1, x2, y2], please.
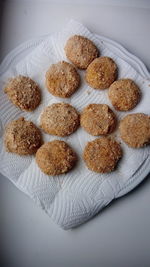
[0, 0, 7, 62]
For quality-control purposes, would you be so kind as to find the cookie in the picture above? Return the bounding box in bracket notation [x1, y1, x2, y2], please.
[64, 35, 99, 69]
[40, 103, 80, 136]
[86, 57, 117, 89]
[45, 61, 80, 98]
[4, 117, 42, 155]
[36, 140, 77, 175]
[80, 104, 116, 136]
[4, 75, 41, 111]
[119, 113, 150, 148]
[108, 79, 141, 111]
[83, 137, 122, 173]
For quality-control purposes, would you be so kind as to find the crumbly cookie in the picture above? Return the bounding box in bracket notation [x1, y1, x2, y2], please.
[64, 35, 99, 69]
[83, 137, 122, 173]
[45, 61, 80, 98]
[80, 104, 116, 136]
[108, 79, 141, 111]
[85, 57, 117, 89]
[119, 113, 150, 148]
[40, 103, 80, 136]
[4, 117, 42, 155]
[36, 140, 77, 175]
[4, 75, 41, 111]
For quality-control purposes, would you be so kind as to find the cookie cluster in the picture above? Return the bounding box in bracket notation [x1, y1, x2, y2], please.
[4, 35, 150, 175]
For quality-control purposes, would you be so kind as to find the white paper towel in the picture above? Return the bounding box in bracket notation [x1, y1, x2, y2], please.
[0, 20, 150, 229]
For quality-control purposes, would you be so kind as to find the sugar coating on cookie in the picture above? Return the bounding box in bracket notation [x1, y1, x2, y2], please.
[80, 104, 116, 136]
[83, 137, 122, 173]
[40, 103, 80, 136]
[4, 117, 42, 155]
[64, 35, 99, 69]
[119, 113, 150, 148]
[45, 61, 80, 98]
[36, 140, 77, 175]
[108, 79, 141, 111]
[4, 75, 41, 111]
[86, 57, 117, 89]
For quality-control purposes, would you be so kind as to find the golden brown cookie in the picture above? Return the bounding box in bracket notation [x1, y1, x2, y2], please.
[80, 104, 116, 136]
[4, 117, 42, 155]
[85, 57, 117, 89]
[45, 61, 80, 98]
[36, 140, 77, 175]
[119, 113, 150, 148]
[108, 79, 141, 111]
[64, 35, 99, 69]
[83, 137, 122, 173]
[40, 103, 80, 136]
[4, 75, 41, 111]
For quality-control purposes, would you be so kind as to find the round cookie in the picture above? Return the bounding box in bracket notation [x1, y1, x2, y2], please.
[36, 140, 77, 175]
[119, 113, 150, 148]
[86, 57, 117, 89]
[64, 35, 99, 69]
[4, 117, 42, 155]
[4, 75, 41, 111]
[83, 137, 122, 173]
[45, 61, 80, 98]
[108, 79, 141, 111]
[80, 104, 116, 136]
[40, 103, 79, 136]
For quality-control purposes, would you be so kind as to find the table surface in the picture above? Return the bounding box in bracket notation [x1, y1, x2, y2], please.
[0, 1, 150, 267]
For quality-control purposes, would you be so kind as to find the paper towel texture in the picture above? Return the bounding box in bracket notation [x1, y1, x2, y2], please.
[0, 20, 150, 229]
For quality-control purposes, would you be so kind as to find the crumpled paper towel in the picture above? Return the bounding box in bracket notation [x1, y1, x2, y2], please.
[0, 20, 150, 229]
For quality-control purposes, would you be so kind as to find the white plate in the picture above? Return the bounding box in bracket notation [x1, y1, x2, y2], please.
[1, 33, 150, 200]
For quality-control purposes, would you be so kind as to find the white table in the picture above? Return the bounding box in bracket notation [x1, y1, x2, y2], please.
[1, 1, 150, 267]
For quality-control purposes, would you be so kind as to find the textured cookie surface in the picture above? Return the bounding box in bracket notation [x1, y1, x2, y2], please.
[80, 104, 116, 136]
[119, 113, 150, 148]
[36, 140, 77, 175]
[4, 117, 42, 155]
[83, 137, 122, 173]
[64, 35, 99, 69]
[108, 79, 141, 111]
[4, 75, 41, 111]
[40, 103, 80, 136]
[45, 61, 80, 98]
[86, 57, 117, 89]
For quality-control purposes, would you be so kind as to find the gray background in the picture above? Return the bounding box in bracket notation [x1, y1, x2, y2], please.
[0, 1, 150, 267]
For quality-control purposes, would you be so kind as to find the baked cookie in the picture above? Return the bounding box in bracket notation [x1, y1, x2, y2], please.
[4, 75, 41, 111]
[40, 103, 80, 136]
[80, 104, 116, 136]
[45, 61, 80, 98]
[86, 57, 117, 89]
[36, 140, 77, 175]
[64, 35, 99, 69]
[83, 137, 122, 173]
[4, 117, 42, 155]
[119, 113, 150, 148]
[108, 79, 141, 111]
